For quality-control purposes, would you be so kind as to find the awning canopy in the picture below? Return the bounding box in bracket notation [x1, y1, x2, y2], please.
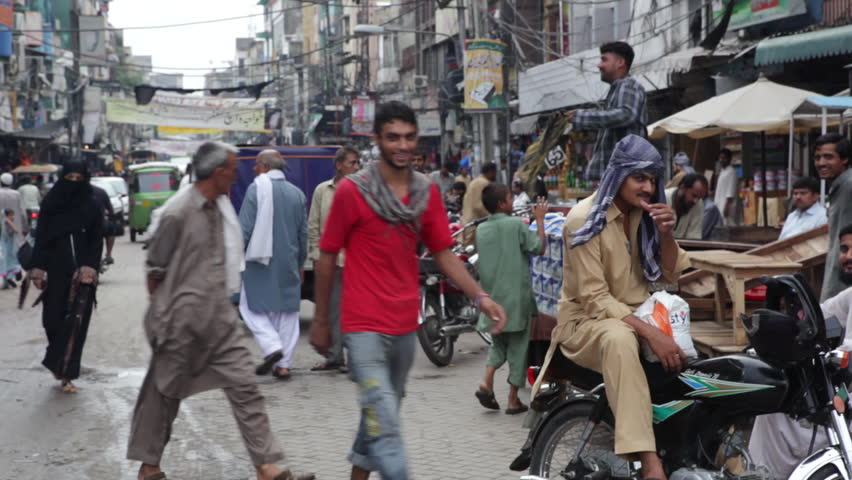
[754, 24, 852, 66]
[510, 114, 540, 135]
[648, 77, 819, 138]
[3, 118, 68, 140]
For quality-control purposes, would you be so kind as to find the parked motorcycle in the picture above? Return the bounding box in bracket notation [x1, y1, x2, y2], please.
[417, 217, 492, 367]
[513, 274, 852, 480]
[26, 208, 38, 233]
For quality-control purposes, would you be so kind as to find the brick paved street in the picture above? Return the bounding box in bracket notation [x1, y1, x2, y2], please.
[0, 236, 531, 479]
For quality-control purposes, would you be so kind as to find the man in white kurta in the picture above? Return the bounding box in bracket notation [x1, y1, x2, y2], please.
[239, 150, 307, 379]
[748, 226, 852, 478]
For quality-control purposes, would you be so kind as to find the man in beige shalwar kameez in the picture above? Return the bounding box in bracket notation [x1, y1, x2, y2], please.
[127, 141, 313, 480]
[532, 135, 691, 480]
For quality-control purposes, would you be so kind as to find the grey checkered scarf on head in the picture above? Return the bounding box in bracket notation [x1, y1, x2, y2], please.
[569, 134, 665, 282]
[348, 160, 432, 233]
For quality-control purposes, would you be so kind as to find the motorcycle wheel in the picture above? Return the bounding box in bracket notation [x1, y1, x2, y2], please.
[417, 293, 455, 367]
[529, 403, 616, 479]
[805, 465, 844, 480]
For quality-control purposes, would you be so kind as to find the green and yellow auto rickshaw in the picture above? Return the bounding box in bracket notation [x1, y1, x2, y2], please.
[127, 162, 181, 242]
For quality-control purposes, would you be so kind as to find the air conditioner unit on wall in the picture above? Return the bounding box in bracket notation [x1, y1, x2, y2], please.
[413, 75, 428, 89]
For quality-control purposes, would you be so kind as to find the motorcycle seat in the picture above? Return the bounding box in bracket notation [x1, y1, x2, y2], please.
[546, 347, 680, 394]
[419, 257, 442, 275]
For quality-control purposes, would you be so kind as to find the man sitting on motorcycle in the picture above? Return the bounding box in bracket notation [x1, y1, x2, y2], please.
[533, 134, 691, 480]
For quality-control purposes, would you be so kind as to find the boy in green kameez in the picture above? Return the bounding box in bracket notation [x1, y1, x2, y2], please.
[474, 183, 547, 414]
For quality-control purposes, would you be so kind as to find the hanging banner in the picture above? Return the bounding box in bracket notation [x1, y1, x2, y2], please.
[463, 38, 508, 111]
[147, 139, 205, 156]
[351, 94, 376, 136]
[107, 93, 268, 131]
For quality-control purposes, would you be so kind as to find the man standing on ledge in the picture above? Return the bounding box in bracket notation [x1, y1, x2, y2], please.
[310, 101, 506, 480]
[567, 41, 647, 181]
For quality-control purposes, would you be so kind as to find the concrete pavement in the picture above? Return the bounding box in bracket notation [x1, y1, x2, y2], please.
[0, 235, 531, 479]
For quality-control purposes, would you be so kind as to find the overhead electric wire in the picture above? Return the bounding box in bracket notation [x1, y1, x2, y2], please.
[13, 0, 423, 33]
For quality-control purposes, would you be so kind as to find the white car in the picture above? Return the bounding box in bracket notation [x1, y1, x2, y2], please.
[91, 179, 125, 217]
[91, 177, 129, 218]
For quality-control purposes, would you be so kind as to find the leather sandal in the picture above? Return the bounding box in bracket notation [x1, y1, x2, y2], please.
[273, 470, 315, 480]
[143, 473, 167, 480]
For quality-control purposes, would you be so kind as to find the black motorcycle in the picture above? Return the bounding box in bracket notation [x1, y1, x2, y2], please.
[513, 274, 852, 480]
[417, 218, 492, 367]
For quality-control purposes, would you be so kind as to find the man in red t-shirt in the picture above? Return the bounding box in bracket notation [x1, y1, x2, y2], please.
[311, 101, 506, 480]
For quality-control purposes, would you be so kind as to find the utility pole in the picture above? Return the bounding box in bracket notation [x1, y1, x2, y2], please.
[455, 0, 479, 171]
[469, 0, 493, 171]
[70, 8, 83, 162]
[277, 55, 286, 144]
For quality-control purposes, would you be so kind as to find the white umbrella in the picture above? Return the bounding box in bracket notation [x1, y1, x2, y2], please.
[648, 76, 820, 139]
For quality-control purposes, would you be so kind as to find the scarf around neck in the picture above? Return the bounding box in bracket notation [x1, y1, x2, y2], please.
[349, 160, 432, 233]
[245, 169, 285, 266]
[570, 134, 665, 282]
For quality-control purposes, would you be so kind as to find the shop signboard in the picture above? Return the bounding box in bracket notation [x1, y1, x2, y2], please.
[463, 38, 508, 111]
[79, 15, 107, 66]
[0, 0, 11, 57]
[417, 111, 442, 137]
[711, 0, 808, 30]
[350, 94, 375, 136]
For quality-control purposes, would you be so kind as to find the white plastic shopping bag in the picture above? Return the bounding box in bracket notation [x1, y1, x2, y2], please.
[635, 291, 698, 362]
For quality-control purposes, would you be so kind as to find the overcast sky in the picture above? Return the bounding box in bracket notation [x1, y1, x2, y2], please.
[108, 0, 265, 89]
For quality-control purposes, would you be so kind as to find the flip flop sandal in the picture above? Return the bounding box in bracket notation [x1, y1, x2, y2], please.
[273, 470, 315, 480]
[505, 402, 529, 415]
[273, 369, 292, 381]
[475, 388, 500, 410]
[337, 365, 349, 374]
[143, 473, 167, 480]
[256, 350, 284, 376]
[310, 362, 340, 371]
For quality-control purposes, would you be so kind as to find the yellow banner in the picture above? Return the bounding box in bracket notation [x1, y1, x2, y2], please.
[463, 38, 508, 111]
[158, 125, 224, 135]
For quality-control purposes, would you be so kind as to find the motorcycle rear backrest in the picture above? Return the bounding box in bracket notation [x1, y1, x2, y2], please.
[762, 274, 832, 349]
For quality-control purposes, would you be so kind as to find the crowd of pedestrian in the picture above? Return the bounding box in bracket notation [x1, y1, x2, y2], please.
[3, 36, 850, 479]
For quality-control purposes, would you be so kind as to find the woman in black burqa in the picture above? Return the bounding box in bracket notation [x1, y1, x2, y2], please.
[29, 161, 103, 393]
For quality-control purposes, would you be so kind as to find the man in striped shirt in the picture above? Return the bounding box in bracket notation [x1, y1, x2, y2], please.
[568, 41, 648, 181]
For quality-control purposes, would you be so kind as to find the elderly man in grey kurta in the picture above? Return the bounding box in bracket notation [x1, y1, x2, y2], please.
[127, 142, 312, 480]
[239, 150, 307, 380]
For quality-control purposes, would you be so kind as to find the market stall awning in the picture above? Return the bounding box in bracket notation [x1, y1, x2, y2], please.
[754, 24, 852, 66]
[648, 76, 819, 139]
[2, 118, 68, 140]
[510, 114, 540, 135]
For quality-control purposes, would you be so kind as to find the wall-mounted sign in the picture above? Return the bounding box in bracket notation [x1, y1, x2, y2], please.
[711, 0, 808, 30]
[463, 38, 508, 111]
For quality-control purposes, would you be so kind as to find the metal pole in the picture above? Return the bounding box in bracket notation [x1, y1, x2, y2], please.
[277, 57, 286, 144]
[761, 132, 768, 227]
[456, 0, 475, 169]
[787, 117, 794, 196]
[469, 0, 491, 170]
[70, 9, 81, 162]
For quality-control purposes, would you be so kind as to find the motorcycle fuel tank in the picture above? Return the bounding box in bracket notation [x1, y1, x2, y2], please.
[674, 354, 789, 413]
